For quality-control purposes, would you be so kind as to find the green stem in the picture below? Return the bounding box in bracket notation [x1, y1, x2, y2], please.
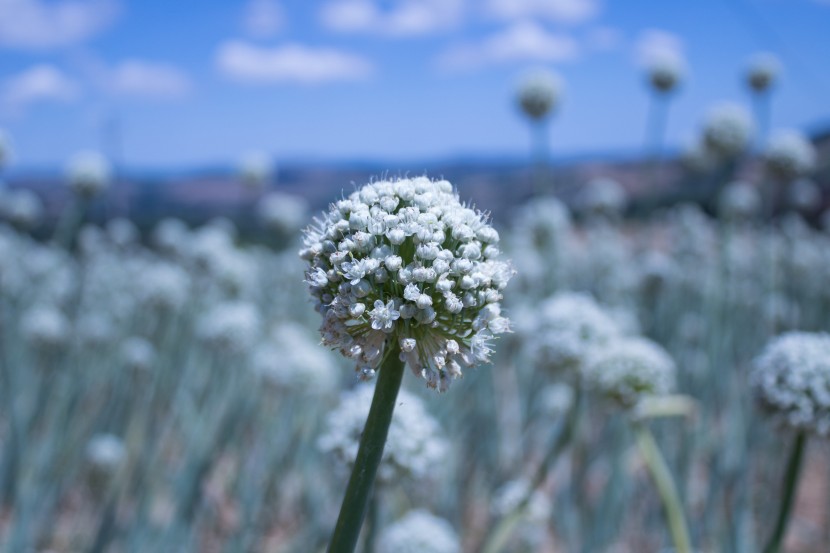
[328, 343, 404, 553]
[634, 424, 692, 553]
[762, 431, 807, 553]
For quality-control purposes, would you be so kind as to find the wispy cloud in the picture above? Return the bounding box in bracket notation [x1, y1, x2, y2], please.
[634, 29, 685, 66]
[105, 60, 191, 99]
[242, 0, 285, 38]
[1, 64, 79, 114]
[319, 0, 464, 37]
[484, 0, 600, 24]
[216, 41, 374, 84]
[0, 0, 119, 50]
[438, 21, 580, 71]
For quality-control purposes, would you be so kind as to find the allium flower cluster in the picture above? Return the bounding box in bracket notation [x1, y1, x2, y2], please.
[646, 53, 684, 93]
[718, 181, 761, 221]
[239, 151, 274, 190]
[257, 191, 308, 236]
[66, 151, 111, 198]
[577, 177, 628, 218]
[319, 384, 449, 482]
[86, 434, 127, 472]
[517, 70, 562, 121]
[22, 305, 71, 353]
[197, 301, 261, 355]
[529, 292, 620, 373]
[746, 52, 781, 93]
[4, 189, 43, 230]
[702, 103, 754, 160]
[252, 322, 339, 394]
[121, 337, 156, 373]
[751, 332, 830, 436]
[378, 510, 461, 553]
[764, 130, 816, 181]
[583, 337, 676, 409]
[301, 177, 514, 391]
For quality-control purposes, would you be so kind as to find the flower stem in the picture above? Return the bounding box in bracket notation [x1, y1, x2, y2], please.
[327, 343, 404, 553]
[634, 424, 692, 553]
[762, 431, 807, 553]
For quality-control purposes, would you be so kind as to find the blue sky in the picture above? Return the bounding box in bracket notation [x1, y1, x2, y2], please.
[0, 0, 828, 169]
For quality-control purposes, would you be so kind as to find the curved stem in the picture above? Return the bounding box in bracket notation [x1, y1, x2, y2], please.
[634, 424, 692, 553]
[480, 387, 583, 553]
[762, 431, 807, 553]
[328, 343, 404, 553]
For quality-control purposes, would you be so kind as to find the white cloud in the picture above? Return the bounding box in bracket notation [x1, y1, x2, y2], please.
[0, 0, 119, 50]
[319, 0, 464, 37]
[106, 60, 191, 98]
[438, 21, 579, 70]
[634, 29, 684, 66]
[216, 41, 374, 84]
[243, 0, 284, 38]
[1, 64, 79, 112]
[485, 0, 600, 24]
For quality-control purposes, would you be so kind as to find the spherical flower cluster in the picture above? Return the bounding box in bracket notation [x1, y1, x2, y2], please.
[257, 191, 308, 236]
[583, 337, 676, 409]
[679, 139, 712, 173]
[537, 383, 575, 417]
[239, 151, 274, 190]
[135, 262, 190, 313]
[718, 181, 761, 221]
[4, 189, 43, 230]
[751, 332, 830, 436]
[646, 53, 684, 93]
[106, 218, 139, 248]
[529, 292, 620, 373]
[152, 218, 191, 257]
[378, 510, 461, 553]
[517, 70, 562, 121]
[86, 433, 127, 473]
[746, 52, 781, 93]
[252, 322, 339, 394]
[577, 177, 628, 218]
[764, 130, 816, 182]
[121, 336, 157, 373]
[197, 301, 261, 355]
[66, 151, 111, 198]
[318, 384, 449, 483]
[702, 103, 754, 160]
[300, 177, 514, 391]
[22, 304, 71, 353]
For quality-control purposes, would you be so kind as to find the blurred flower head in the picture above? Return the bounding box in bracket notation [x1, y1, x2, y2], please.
[517, 69, 562, 121]
[4, 188, 42, 231]
[577, 177, 628, 219]
[22, 304, 70, 354]
[239, 151, 275, 190]
[257, 191, 309, 237]
[319, 384, 448, 482]
[583, 336, 676, 409]
[702, 103, 754, 160]
[752, 332, 830, 436]
[301, 177, 514, 392]
[378, 510, 460, 553]
[718, 181, 761, 222]
[764, 129, 816, 182]
[252, 322, 339, 394]
[66, 151, 111, 198]
[646, 52, 685, 94]
[746, 52, 781, 93]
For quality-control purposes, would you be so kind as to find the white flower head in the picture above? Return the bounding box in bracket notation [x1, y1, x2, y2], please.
[517, 69, 562, 121]
[765, 130, 816, 182]
[252, 322, 339, 394]
[718, 181, 761, 221]
[152, 218, 191, 256]
[301, 177, 514, 391]
[702, 103, 754, 160]
[583, 337, 676, 409]
[646, 51, 685, 93]
[752, 332, 830, 436]
[66, 151, 111, 198]
[577, 177, 628, 218]
[239, 151, 274, 190]
[22, 304, 70, 353]
[4, 189, 43, 230]
[86, 433, 127, 472]
[319, 384, 449, 482]
[378, 510, 461, 553]
[257, 192, 309, 236]
[121, 336, 156, 373]
[746, 52, 781, 93]
[529, 292, 621, 374]
[197, 301, 261, 354]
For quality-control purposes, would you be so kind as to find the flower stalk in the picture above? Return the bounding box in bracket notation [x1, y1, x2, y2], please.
[328, 343, 404, 553]
[762, 431, 807, 553]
